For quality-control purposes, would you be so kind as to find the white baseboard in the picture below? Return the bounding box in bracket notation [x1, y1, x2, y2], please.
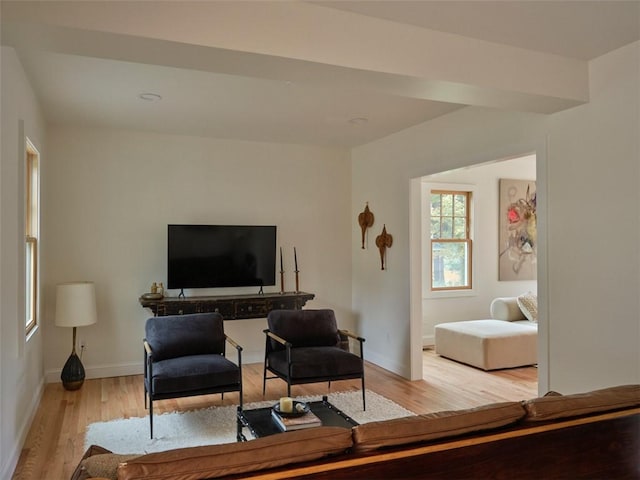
[423, 334, 434, 348]
[45, 353, 267, 384]
[364, 348, 409, 379]
[2, 377, 45, 480]
[45, 362, 144, 384]
[240, 351, 263, 365]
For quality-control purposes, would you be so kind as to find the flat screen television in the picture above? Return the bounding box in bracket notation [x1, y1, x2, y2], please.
[167, 224, 277, 290]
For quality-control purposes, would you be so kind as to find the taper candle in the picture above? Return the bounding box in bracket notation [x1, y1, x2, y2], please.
[294, 247, 298, 271]
[280, 247, 284, 271]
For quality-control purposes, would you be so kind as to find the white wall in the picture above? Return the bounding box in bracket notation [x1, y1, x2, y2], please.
[42, 127, 353, 380]
[352, 105, 547, 379]
[421, 155, 537, 345]
[352, 41, 639, 393]
[0, 47, 46, 479]
[544, 41, 640, 392]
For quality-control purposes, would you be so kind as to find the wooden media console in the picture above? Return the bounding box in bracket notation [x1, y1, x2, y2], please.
[139, 291, 315, 319]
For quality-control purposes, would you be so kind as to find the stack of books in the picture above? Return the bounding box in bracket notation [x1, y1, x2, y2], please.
[271, 408, 322, 431]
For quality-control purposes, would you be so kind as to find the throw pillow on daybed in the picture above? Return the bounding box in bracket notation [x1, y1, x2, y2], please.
[517, 292, 538, 322]
[71, 445, 139, 480]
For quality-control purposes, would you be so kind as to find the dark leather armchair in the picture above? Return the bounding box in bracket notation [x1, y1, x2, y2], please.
[144, 312, 243, 438]
[263, 309, 366, 409]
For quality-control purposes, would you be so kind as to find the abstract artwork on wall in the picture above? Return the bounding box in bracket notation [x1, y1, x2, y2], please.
[499, 179, 537, 281]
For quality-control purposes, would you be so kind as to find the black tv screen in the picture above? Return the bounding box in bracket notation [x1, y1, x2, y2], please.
[167, 224, 277, 290]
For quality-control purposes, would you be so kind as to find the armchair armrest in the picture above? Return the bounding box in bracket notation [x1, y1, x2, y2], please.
[143, 339, 153, 382]
[225, 335, 243, 352]
[338, 329, 365, 359]
[225, 335, 243, 370]
[339, 329, 365, 343]
[143, 339, 153, 357]
[264, 329, 292, 348]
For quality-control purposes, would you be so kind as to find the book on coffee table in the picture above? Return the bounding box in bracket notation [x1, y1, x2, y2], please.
[271, 409, 322, 431]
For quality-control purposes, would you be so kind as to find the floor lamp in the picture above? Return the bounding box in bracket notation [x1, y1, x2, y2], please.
[56, 281, 97, 390]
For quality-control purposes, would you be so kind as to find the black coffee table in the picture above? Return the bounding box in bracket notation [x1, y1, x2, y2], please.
[237, 395, 358, 441]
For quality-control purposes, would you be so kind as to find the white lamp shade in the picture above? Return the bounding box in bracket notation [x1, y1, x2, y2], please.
[55, 282, 98, 328]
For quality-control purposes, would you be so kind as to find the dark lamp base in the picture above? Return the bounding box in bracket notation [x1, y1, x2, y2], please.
[61, 351, 86, 391]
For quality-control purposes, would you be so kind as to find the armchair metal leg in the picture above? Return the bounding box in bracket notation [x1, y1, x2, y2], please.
[361, 376, 366, 411]
[149, 398, 154, 439]
[262, 364, 268, 396]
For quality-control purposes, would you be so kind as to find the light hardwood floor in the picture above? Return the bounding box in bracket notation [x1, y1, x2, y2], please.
[12, 349, 537, 480]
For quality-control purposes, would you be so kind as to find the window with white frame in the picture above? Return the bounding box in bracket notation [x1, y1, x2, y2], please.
[25, 138, 40, 336]
[430, 190, 472, 291]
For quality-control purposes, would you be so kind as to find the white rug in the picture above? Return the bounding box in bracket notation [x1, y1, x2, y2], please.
[84, 390, 413, 454]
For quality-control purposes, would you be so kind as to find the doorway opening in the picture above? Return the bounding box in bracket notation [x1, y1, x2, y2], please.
[409, 153, 539, 396]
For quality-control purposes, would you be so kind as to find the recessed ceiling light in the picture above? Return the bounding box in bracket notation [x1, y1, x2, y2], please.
[348, 117, 368, 126]
[138, 93, 162, 102]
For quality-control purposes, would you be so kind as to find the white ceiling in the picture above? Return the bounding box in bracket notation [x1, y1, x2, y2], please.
[2, 1, 638, 148]
[316, 1, 640, 60]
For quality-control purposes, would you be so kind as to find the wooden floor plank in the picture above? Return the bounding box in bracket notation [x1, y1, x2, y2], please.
[11, 350, 537, 480]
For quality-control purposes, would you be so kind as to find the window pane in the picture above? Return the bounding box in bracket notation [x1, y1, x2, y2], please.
[441, 194, 453, 216]
[26, 242, 33, 305]
[432, 241, 469, 288]
[25, 239, 36, 330]
[430, 194, 441, 216]
[430, 217, 440, 239]
[453, 217, 466, 238]
[454, 194, 466, 216]
[441, 217, 453, 238]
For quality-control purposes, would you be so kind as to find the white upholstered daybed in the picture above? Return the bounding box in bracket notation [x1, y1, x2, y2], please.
[434, 295, 538, 370]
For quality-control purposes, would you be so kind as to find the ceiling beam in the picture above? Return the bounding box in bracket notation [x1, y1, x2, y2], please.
[1, 1, 589, 114]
